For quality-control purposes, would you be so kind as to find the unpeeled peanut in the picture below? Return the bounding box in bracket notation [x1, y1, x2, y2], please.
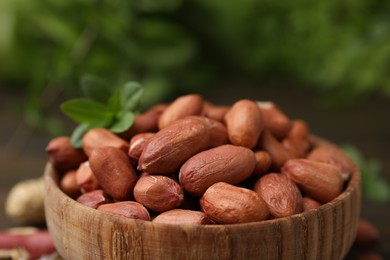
[254, 173, 303, 218]
[76, 161, 100, 193]
[257, 101, 292, 140]
[46, 136, 87, 172]
[133, 175, 184, 212]
[179, 144, 256, 196]
[128, 132, 155, 160]
[97, 201, 150, 220]
[82, 128, 129, 156]
[200, 182, 269, 224]
[77, 189, 112, 209]
[138, 116, 210, 174]
[60, 170, 81, 199]
[281, 159, 343, 203]
[89, 147, 138, 201]
[158, 94, 204, 129]
[225, 99, 264, 149]
[152, 209, 214, 225]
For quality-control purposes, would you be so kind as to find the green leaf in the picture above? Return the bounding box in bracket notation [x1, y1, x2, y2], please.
[120, 82, 144, 111]
[109, 111, 135, 133]
[70, 123, 90, 148]
[107, 89, 121, 114]
[80, 75, 113, 103]
[60, 98, 114, 123]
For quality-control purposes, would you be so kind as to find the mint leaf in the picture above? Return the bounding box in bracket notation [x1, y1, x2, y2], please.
[107, 89, 121, 114]
[81, 75, 113, 103]
[110, 111, 135, 133]
[121, 82, 144, 111]
[61, 98, 114, 123]
[70, 123, 90, 148]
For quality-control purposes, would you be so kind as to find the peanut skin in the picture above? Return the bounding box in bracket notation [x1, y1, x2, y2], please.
[225, 99, 264, 149]
[134, 175, 184, 212]
[281, 159, 343, 203]
[97, 201, 150, 220]
[46, 136, 87, 172]
[179, 144, 256, 197]
[89, 147, 138, 201]
[200, 182, 269, 224]
[82, 128, 129, 157]
[138, 116, 210, 174]
[152, 209, 214, 225]
[254, 173, 303, 218]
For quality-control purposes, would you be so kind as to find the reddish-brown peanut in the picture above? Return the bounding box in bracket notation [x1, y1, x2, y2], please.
[158, 94, 204, 129]
[60, 170, 81, 199]
[76, 189, 112, 209]
[134, 175, 184, 212]
[281, 159, 343, 203]
[282, 119, 310, 158]
[180, 144, 256, 197]
[89, 147, 138, 201]
[75, 161, 100, 193]
[252, 150, 272, 178]
[46, 136, 87, 172]
[97, 201, 150, 220]
[258, 130, 295, 170]
[153, 209, 214, 225]
[202, 102, 229, 123]
[138, 117, 210, 174]
[82, 128, 129, 157]
[254, 173, 303, 218]
[128, 132, 155, 160]
[225, 99, 264, 149]
[257, 101, 292, 140]
[302, 196, 322, 212]
[200, 182, 269, 224]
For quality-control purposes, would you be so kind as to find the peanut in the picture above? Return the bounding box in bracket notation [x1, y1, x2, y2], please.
[257, 101, 292, 140]
[281, 159, 343, 203]
[254, 173, 303, 218]
[158, 94, 204, 129]
[152, 209, 214, 225]
[75, 161, 100, 193]
[134, 175, 184, 212]
[82, 128, 129, 157]
[225, 99, 264, 149]
[76, 189, 112, 209]
[200, 182, 269, 224]
[46, 136, 87, 172]
[128, 132, 155, 160]
[89, 147, 138, 201]
[179, 144, 256, 197]
[138, 116, 210, 174]
[97, 201, 150, 220]
[60, 170, 81, 199]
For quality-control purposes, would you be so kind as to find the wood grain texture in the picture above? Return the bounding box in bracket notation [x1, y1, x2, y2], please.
[44, 145, 360, 260]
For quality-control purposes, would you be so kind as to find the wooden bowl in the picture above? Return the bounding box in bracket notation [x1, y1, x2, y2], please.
[44, 145, 361, 260]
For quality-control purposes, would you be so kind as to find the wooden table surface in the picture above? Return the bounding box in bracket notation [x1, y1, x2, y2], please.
[1, 86, 389, 259]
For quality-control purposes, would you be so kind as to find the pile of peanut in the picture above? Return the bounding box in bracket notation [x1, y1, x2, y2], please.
[46, 94, 355, 225]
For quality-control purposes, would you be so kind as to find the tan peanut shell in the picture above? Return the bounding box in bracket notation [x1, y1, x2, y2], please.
[225, 99, 264, 149]
[254, 173, 303, 218]
[89, 147, 138, 201]
[281, 159, 343, 203]
[138, 116, 210, 174]
[158, 94, 204, 129]
[179, 144, 256, 197]
[200, 182, 269, 224]
[134, 175, 184, 212]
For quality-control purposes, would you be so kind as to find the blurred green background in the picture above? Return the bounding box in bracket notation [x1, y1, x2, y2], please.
[1, 1, 390, 258]
[1, 0, 390, 136]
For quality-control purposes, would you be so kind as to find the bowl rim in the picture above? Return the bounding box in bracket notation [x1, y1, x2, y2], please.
[44, 147, 360, 231]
